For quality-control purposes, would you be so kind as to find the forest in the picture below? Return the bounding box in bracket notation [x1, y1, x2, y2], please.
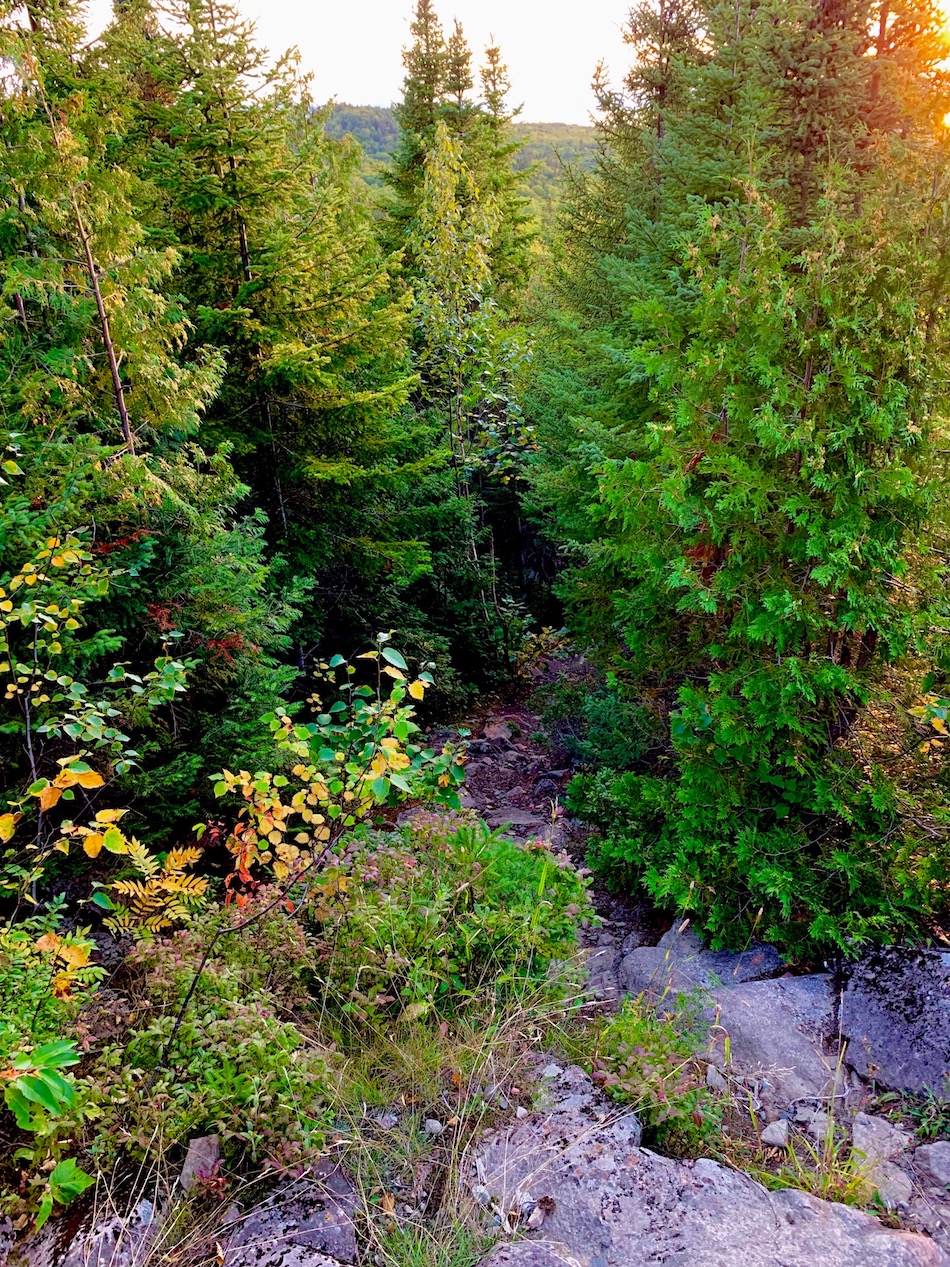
[1, 0, 950, 1259]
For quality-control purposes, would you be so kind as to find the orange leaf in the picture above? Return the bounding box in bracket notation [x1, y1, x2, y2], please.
[58, 943, 90, 969]
[39, 784, 62, 812]
[52, 973, 72, 999]
[34, 932, 61, 954]
[94, 808, 126, 824]
[74, 770, 104, 789]
[83, 833, 104, 859]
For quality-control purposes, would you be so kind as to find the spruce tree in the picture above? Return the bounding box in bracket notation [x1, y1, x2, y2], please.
[114, 0, 417, 641]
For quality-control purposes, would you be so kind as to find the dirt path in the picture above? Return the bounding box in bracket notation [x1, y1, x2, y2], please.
[437, 654, 663, 1008]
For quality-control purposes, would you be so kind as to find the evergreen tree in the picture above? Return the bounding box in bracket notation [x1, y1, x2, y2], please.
[386, 0, 448, 252]
[530, 0, 950, 951]
[109, 0, 420, 649]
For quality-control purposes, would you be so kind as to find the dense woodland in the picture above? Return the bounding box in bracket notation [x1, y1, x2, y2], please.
[325, 104, 599, 216]
[2, 0, 950, 1246]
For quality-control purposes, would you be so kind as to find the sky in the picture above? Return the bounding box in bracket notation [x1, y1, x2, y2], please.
[83, 0, 632, 125]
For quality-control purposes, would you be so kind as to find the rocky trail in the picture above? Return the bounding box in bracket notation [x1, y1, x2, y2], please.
[10, 659, 950, 1267]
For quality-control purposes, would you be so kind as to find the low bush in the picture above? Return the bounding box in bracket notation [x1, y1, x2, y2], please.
[312, 816, 592, 1027]
[590, 995, 721, 1156]
[77, 895, 331, 1169]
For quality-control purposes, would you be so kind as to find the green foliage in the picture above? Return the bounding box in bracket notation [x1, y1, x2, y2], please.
[529, 0, 950, 952]
[590, 995, 721, 1155]
[0, 901, 102, 1058]
[313, 818, 591, 1028]
[215, 638, 465, 886]
[536, 675, 661, 771]
[82, 899, 331, 1167]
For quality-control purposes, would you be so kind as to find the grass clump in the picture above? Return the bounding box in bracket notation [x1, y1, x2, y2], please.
[315, 817, 591, 1028]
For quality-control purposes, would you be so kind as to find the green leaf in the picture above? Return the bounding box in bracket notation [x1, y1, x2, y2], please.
[18, 1074, 64, 1114]
[381, 647, 408, 671]
[49, 1157, 95, 1203]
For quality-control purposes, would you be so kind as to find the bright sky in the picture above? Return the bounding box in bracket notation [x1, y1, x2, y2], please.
[83, 0, 632, 124]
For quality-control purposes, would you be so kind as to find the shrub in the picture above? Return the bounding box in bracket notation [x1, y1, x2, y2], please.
[590, 995, 721, 1156]
[79, 896, 331, 1169]
[311, 817, 592, 1025]
[536, 675, 661, 772]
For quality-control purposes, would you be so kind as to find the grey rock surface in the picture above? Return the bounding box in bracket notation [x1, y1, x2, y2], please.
[619, 925, 784, 1002]
[841, 950, 950, 1094]
[851, 1116, 915, 1211]
[853, 1114, 914, 1166]
[708, 974, 839, 1103]
[178, 1133, 221, 1191]
[475, 1065, 948, 1267]
[9, 1198, 162, 1267]
[478, 1246, 579, 1267]
[917, 1144, 950, 1189]
[760, 1118, 790, 1148]
[223, 1164, 357, 1267]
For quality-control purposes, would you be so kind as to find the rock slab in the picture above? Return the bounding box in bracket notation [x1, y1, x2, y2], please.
[223, 1164, 357, 1267]
[8, 1198, 161, 1267]
[841, 949, 950, 1094]
[474, 1065, 949, 1267]
[479, 1246, 579, 1267]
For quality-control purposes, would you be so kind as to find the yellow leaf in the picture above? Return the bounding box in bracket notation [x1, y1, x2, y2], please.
[383, 666, 405, 681]
[0, 813, 18, 843]
[408, 681, 425, 700]
[83, 833, 105, 859]
[74, 770, 104, 789]
[95, 809, 126, 824]
[58, 943, 90, 969]
[52, 973, 72, 999]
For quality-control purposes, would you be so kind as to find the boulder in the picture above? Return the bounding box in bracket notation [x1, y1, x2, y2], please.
[619, 925, 784, 1002]
[708, 975, 840, 1103]
[474, 1065, 948, 1267]
[223, 1163, 357, 1267]
[841, 949, 950, 1094]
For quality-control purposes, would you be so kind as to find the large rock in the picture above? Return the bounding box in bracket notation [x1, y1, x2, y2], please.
[223, 1163, 357, 1267]
[841, 949, 950, 1094]
[619, 924, 784, 1002]
[707, 974, 840, 1103]
[474, 1065, 948, 1267]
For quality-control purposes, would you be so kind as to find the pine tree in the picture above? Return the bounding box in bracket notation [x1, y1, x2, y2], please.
[386, 0, 448, 252]
[474, 43, 534, 295]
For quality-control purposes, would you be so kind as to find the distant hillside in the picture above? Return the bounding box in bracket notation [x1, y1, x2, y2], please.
[324, 104, 599, 214]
